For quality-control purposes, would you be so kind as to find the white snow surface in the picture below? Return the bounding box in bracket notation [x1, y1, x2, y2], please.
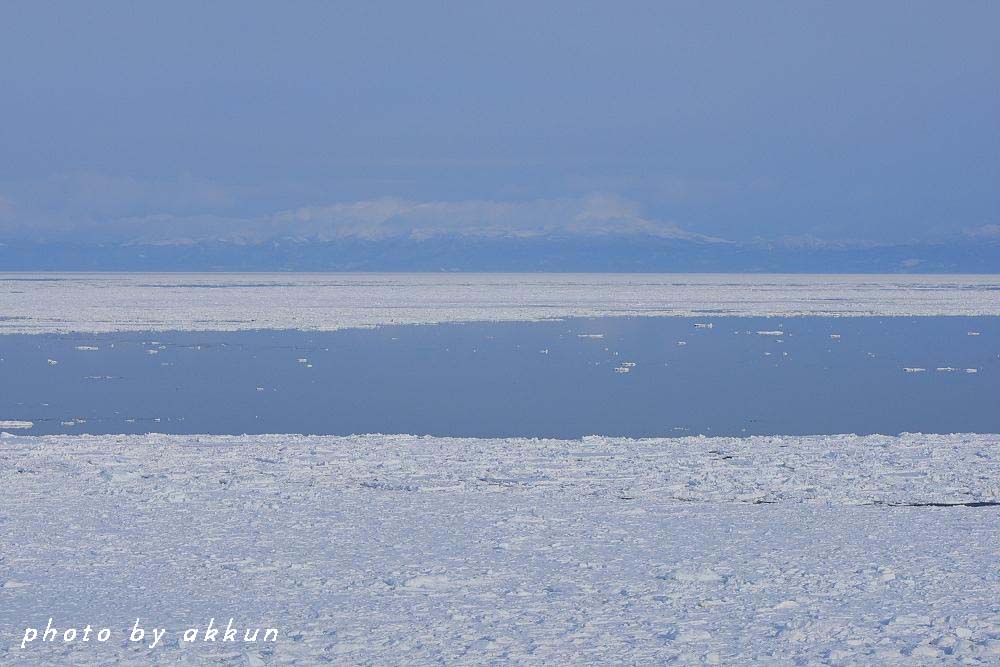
[1, 431, 997, 664]
[2, 273, 1000, 334]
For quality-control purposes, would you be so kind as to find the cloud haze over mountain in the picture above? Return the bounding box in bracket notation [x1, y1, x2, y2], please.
[0, 2, 997, 270]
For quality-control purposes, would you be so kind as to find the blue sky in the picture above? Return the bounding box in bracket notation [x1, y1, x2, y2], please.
[1, 1, 997, 246]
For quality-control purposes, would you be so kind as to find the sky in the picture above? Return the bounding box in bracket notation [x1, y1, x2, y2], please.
[1, 1, 998, 246]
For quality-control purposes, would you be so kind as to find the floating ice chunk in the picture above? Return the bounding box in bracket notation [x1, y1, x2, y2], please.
[539, 349, 549, 354]
[676, 629, 712, 642]
[146, 349, 159, 355]
[910, 645, 942, 658]
[614, 366, 631, 373]
[829, 334, 841, 339]
[967, 331, 980, 336]
[965, 368, 978, 374]
[74, 345, 99, 351]
[936, 367, 958, 372]
[47, 359, 58, 365]
[672, 568, 724, 583]
[677, 341, 687, 346]
[693, 323, 713, 329]
[577, 333, 605, 338]
[296, 358, 308, 363]
[61, 420, 76, 426]
[621, 361, 637, 367]
[756, 331, 784, 336]
[0, 420, 33, 429]
[402, 575, 450, 591]
[256, 386, 265, 392]
[903, 367, 926, 373]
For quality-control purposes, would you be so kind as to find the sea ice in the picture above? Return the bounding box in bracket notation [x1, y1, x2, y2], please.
[2, 273, 999, 334]
[0, 431, 996, 664]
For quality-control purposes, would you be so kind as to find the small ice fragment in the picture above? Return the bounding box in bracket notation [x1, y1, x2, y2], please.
[614, 366, 631, 373]
[677, 341, 687, 346]
[577, 333, 605, 338]
[967, 331, 980, 336]
[965, 368, 978, 374]
[74, 345, 99, 351]
[756, 331, 784, 336]
[829, 334, 841, 339]
[146, 349, 158, 355]
[61, 420, 76, 426]
[539, 349, 549, 354]
[256, 386, 265, 392]
[47, 359, 58, 365]
[296, 358, 308, 363]
[621, 361, 637, 367]
[903, 367, 926, 373]
[0, 420, 33, 429]
[693, 323, 713, 329]
[936, 367, 958, 372]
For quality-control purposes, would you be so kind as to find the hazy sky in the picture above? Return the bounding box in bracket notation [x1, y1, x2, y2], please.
[1, 1, 997, 244]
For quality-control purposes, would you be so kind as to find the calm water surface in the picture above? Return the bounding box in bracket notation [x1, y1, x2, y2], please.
[1, 316, 997, 437]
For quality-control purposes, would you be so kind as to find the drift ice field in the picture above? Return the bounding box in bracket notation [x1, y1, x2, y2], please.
[0, 274, 998, 665]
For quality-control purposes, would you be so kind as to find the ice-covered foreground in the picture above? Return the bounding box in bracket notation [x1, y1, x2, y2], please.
[2, 273, 1000, 334]
[1, 432, 997, 664]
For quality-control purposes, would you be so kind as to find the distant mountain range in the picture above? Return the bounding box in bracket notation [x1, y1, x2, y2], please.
[1, 235, 999, 272]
